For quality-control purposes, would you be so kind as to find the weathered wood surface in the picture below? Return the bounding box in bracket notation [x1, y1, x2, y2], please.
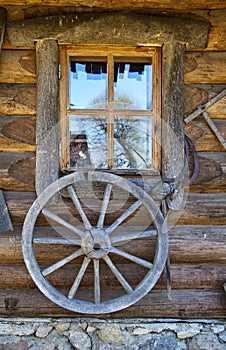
[0, 152, 35, 190]
[1, 0, 226, 10]
[0, 50, 36, 83]
[185, 52, 226, 84]
[0, 289, 225, 318]
[1, 224, 226, 264]
[4, 191, 226, 226]
[0, 190, 13, 233]
[7, 12, 210, 49]
[184, 84, 226, 118]
[0, 85, 36, 115]
[0, 151, 225, 192]
[3, 9, 226, 51]
[36, 39, 59, 195]
[0, 7, 6, 54]
[0, 262, 225, 291]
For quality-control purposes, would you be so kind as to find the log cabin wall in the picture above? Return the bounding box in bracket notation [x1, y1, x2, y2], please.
[0, 1, 225, 318]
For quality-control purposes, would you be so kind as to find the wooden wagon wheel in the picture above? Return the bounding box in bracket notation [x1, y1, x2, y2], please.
[22, 171, 168, 314]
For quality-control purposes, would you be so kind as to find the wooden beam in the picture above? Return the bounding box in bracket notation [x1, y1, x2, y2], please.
[7, 12, 210, 49]
[161, 41, 185, 210]
[0, 289, 225, 318]
[36, 39, 59, 195]
[0, 7, 6, 54]
[0, 1, 226, 10]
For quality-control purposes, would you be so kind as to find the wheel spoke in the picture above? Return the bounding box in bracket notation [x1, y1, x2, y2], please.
[42, 248, 83, 277]
[106, 200, 142, 235]
[67, 185, 92, 230]
[34, 237, 81, 245]
[103, 255, 133, 294]
[111, 229, 157, 244]
[94, 259, 101, 304]
[68, 257, 91, 299]
[97, 184, 113, 229]
[110, 247, 153, 269]
[42, 208, 83, 237]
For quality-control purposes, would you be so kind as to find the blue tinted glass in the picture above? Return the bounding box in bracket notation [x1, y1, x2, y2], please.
[69, 62, 107, 109]
[69, 116, 108, 168]
[114, 63, 152, 110]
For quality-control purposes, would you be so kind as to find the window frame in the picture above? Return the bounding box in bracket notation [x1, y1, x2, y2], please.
[59, 45, 162, 175]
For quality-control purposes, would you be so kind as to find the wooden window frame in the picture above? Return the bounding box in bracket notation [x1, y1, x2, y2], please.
[59, 45, 161, 175]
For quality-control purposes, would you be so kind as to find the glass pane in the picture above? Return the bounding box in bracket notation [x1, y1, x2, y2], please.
[69, 61, 107, 109]
[114, 62, 152, 110]
[69, 116, 108, 168]
[114, 116, 152, 169]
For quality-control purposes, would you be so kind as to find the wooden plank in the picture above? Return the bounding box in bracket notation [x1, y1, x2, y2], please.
[0, 7, 6, 54]
[161, 41, 185, 210]
[185, 84, 226, 119]
[7, 12, 210, 49]
[0, 152, 35, 190]
[0, 262, 225, 290]
[185, 119, 226, 152]
[0, 85, 36, 116]
[36, 39, 59, 195]
[0, 50, 36, 83]
[1, 225, 225, 264]
[0, 289, 225, 318]
[185, 52, 226, 84]
[1, 1, 226, 10]
[4, 190, 226, 226]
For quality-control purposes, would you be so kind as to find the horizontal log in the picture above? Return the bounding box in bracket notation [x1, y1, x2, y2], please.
[0, 115, 35, 144]
[0, 85, 36, 116]
[0, 262, 225, 291]
[185, 119, 226, 152]
[185, 84, 226, 118]
[0, 289, 225, 318]
[7, 12, 210, 49]
[184, 52, 226, 84]
[0, 152, 35, 190]
[1, 1, 226, 10]
[0, 50, 36, 83]
[1, 225, 225, 264]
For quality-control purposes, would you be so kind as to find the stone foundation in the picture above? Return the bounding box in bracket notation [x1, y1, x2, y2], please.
[0, 318, 225, 349]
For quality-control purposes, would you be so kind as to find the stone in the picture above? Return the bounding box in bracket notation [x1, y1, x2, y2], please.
[69, 329, 92, 350]
[133, 327, 151, 335]
[35, 324, 53, 338]
[98, 325, 124, 345]
[177, 330, 200, 339]
[87, 326, 96, 333]
[0, 340, 28, 350]
[188, 333, 225, 350]
[211, 325, 225, 334]
[0, 322, 36, 336]
[218, 331, 226, 342]
[54, 323, 71, 332]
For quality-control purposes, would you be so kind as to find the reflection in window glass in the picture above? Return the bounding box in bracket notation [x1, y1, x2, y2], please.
[69, 116, 108, 168]
[114, 63, 152, 110]
[114, 116, 152, 169]
[69, 62, 107, 109]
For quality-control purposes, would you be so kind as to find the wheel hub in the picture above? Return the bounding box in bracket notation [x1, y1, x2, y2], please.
[81, 228, 111, 259]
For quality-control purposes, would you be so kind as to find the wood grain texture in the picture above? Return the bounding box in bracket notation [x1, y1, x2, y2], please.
[0, 289, 225, 318]
[0, 85, 36, 116]
[7, 12, 210, 49]
[0, 50, 36, 83]
[1, 1, 226, 10]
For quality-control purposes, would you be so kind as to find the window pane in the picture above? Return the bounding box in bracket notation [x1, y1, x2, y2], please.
[114, 116, 152, 169]
[114, 63, 152, 110]
[69, 61, 107, 109]
[69, 116, 108, 168]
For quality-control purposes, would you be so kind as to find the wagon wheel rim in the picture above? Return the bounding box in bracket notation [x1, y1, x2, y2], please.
[22, 171, 168, 314]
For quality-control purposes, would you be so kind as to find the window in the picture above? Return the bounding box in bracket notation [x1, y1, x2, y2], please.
[60, 46, 161, 173]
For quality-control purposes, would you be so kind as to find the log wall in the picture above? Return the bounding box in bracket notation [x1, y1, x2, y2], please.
[0, 3, 225, 318]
